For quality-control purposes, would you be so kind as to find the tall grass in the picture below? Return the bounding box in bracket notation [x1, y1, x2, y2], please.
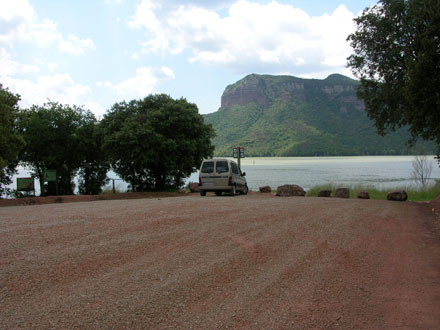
[306, 181, 440, 201]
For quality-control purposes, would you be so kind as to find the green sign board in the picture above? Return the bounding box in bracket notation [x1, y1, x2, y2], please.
[233, 147, 245, 159]
[44, 170, 57, 182]
[17, 177, 35, 191]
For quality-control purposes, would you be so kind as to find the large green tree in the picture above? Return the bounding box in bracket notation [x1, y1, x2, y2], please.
[0, 84, 25, 196]
[347, 0, 440, 152]
[19, 102, 108, 195]
[101, 94, 215, 191]
[76, 113, 110, 195]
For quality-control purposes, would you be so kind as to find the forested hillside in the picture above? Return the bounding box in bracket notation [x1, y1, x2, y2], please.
[204, 74, 435, 156]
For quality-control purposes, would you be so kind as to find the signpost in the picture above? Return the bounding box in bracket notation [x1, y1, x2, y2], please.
[109, 178, 124, 194]
[43, 170, 57, 196]
[232, 146, 245, 169]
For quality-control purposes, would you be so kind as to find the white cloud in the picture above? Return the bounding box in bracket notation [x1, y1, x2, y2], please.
[0, 0, 34, 21]
[188, 49, 235, 64]
[138, 1, 235, 11]
[58, 35, 96, 55]
[2, 73, 91, 108]
[25, 18, 61, 47]
[0, 0, 34, 44]
[105, 0, 126, 4]
[0, 48, 40, 76]
[98, 66, 175, 99]
[0, 47, 101, 116]
[84, 101, 106, 118]
[130, 0, 162, 32]
[1, 71, 109, 117]
[0, 0, 95, 55]
[47, 63, 57, 72]
[130, 0, 356, 77]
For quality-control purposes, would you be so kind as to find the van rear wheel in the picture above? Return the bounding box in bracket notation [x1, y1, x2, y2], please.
[200, 190, 206, 196]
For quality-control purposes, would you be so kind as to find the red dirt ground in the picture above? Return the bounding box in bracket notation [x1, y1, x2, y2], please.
[1, 193, 439, 329]
[430, 194, 440, 218]
[0, 191, 186, 207]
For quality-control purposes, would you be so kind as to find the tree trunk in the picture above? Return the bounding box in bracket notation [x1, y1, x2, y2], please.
[35, 165, 44, 197]
[154, 172, 165, 191]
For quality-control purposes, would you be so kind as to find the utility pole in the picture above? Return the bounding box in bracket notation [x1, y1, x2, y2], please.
[237, 147, 241, 170]
[233, 146, 245, 170]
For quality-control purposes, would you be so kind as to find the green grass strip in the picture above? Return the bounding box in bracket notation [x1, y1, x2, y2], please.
[306, 181, 440, 201]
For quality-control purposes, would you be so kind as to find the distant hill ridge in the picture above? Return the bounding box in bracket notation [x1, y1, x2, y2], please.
[204, 73, 435, 157]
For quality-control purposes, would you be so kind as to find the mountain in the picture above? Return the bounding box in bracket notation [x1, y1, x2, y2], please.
[203, 73, 435, 156]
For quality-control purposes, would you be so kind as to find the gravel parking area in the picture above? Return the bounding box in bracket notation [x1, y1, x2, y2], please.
[1, 194, 439, 329]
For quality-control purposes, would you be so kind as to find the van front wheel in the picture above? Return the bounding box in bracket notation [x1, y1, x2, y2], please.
[230, 185, 236, 196]
[200, 190, 206, 196]
[242, 185, 248, 195]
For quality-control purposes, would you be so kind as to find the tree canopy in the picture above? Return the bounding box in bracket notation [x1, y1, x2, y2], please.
[347, 0, 440, 149]
[76, 114, 110, 195]
[0, 84, 25, 196]
[101, 94, 215, 191]
[18, 102, 107, 195]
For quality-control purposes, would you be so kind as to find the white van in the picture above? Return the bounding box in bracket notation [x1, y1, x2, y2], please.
[199, 159, 248, 196]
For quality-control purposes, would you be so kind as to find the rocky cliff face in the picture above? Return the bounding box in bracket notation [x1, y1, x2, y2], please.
[220, 73, 364, 111]
[204, 73, 429, 157]
[221, 75, 267, 107]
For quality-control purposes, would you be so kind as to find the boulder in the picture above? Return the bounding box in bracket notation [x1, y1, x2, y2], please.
[188, 182, 200, 193]
[387, 190, 408, 201]
[318, 190, 331, 197]
[335, 188, 350, 198]
[357, 190, 370, 199]
[276, 184, 306, 197]
[259, 186, 272, 193]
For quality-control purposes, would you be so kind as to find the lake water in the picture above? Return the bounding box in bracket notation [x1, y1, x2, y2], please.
[7, 156, 440, 195]
[229, 156, 440, 191]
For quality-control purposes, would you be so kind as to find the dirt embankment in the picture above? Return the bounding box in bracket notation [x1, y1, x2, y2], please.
[1, 194, 439, 329]
[0, 191, 186, 207]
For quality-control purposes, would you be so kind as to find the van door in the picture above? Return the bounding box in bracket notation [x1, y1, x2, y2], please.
[200, 161, 215, 187]
[214, 160, 230, 187]
[230, 161, 242, 189]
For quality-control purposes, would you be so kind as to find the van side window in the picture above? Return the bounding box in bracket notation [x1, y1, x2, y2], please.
[201, 161, 214, 173]
[216, 161, 229, 174]
[231, 162, 239, 174]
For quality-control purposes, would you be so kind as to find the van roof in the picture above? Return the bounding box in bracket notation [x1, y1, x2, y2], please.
[203, 158, 233, 162]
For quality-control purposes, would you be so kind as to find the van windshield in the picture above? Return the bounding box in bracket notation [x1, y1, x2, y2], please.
[201, 161, 214, 173]
[216, 161, 229, 174]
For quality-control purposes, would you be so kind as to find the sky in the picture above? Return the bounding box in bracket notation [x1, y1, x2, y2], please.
[0, 0, 378, 117]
